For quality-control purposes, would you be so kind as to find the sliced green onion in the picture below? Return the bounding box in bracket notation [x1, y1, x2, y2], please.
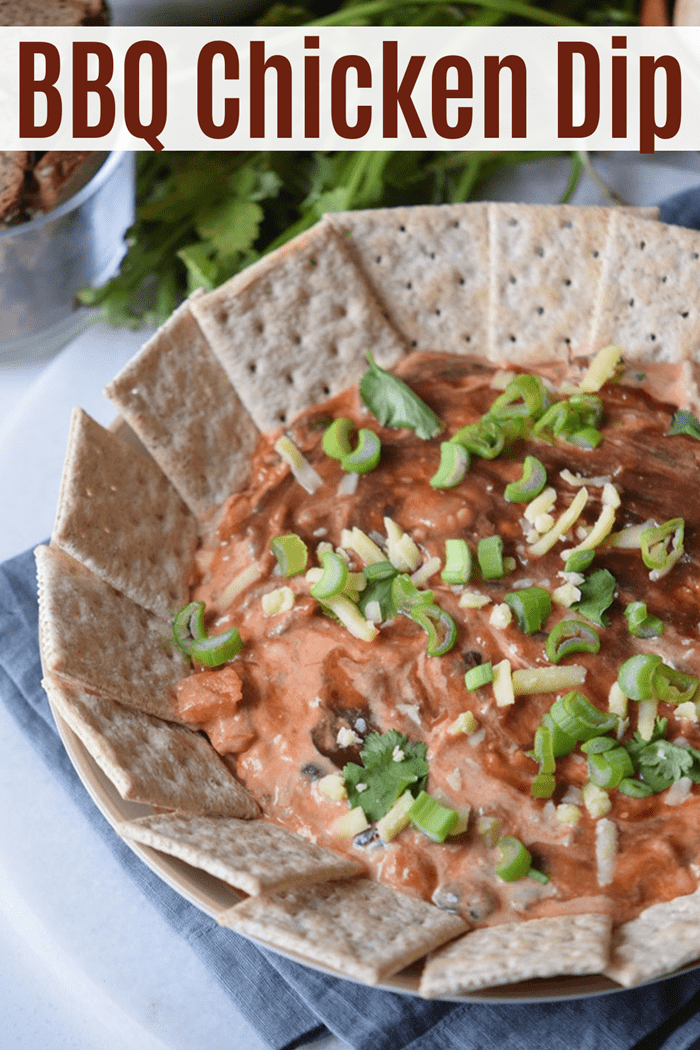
[271, 533, 309, 577]
[410, 603, 457, 657]
[532, 724, 556, 774]
[173, 600, 206, 655]
[441, 538, 472, 585]
[549, 691, 619, 742]
[618, 778, 655, 798]
[640, 518, 684, 577]
[533, 401, 574, 440]
[190, 626, 243, 667]
[490, 374, 550, 420]
[477, 535, 505, 580]
[531, 772, 556, 799]
[587, 747, 634, 789]
[567, 393, 604, 429]
[528, 867, 551, 885]
[391, 573, 434, 613]
[451, 416, 505, 459]
[430, 442, 469, 488]
[503, 586, 551, 634]
[495, 836, 532, 881]
[545, 619, 600, 664]
[617, 654, 664, 701]
[567, 426, 603, 450]
[310, 551, 349, 599]
[363, 560, 397, 581]
[624, 601, 664, 639]
[464, 662, 494, 690]
[654, 665, 699, 705]
[342, 428, 381, 474]
[564, 548, 596, 573]
[541, 712, 577, 757]
[408, 790, 458, 842]
[322, 417, 354, 461]
[580, 736, 616, 755]
[505, 456, 547, 502]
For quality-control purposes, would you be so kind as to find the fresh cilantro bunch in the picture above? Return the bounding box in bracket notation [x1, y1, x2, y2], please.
[343, 729, 428, 821]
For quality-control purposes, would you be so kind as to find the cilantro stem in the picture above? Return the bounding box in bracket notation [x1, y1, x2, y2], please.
[309, 0, 581, 27]
[559, 152, 585, 203]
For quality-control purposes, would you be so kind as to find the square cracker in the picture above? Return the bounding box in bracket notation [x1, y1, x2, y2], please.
[419, 913, 612, 997]
[604, 888, 700, 988]
[51, 407, 197, 621]
[104, 299, 260, 522]
[118, 812, 361, 895]
[190, 220, 408, 434]
[36, 544, 189, 724]
[589, 210, 700, 362]
[488, 203, 616, 365]
[220, 878, 467, 986]
[326, 202, 490, 356]
[44, 676, 258, 819]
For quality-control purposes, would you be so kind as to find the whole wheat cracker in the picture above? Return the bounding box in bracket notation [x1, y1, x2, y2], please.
[189, 220, 408, 434]
[325, 202, 490, 357]
[589, 210, 700, 362]
[488, 203, 615, 365]
[119, 812, 361, 895]
[419, 913, 613, 997]
[220, 878, 467, 986]
[104, 299, 261, 522]
[36, 544, 190, 724]
[51, 407, 197, 620]
[604, 887, 700, 988]
[44, 675, 259, 818]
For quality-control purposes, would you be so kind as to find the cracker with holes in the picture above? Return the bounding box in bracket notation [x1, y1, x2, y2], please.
[220, 878, 467, 985]
[52, 407, 197, 619]
[36, 544, 189, 723]
[419, 913, 612, 997]
[189, 220, 408, 432]
[603, 888, 700, 988]
[326, 203, 490, 356]
[118, 812, 361, 894]
[590, 211, 700, 361]
[488, 204, 615, 365]
[44, 676, 259, 818]
[104, 300, 261, 521]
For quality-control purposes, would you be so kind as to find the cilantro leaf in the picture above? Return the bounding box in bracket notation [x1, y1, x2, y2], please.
[359, 352, 444, 440]
[667, 410, 700, 441]
[343, 730, 428, 822]
[570, 568, 616, 627]
[357, 568, 399, 622]
[635, 740, 696, 792]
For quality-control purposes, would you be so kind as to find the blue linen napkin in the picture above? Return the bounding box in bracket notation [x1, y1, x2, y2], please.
[5, 187, 700, 1050]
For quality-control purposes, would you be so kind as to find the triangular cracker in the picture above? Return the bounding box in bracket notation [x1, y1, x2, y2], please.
[104, 299, 260, 521]
[118, 812, 360, 895]
[604, 888, 700, 987]
[419, 913, 612, 997]
[51, 408, 197, 620]
[590, 211, 700, 361]
[488, 203, 615, 365]
[45, 676, 258, 818]
[326, 203, 490, 356]
[36, 544, 189, 723]
[220, 878, 467, 985]
[190, 220, 408, 433]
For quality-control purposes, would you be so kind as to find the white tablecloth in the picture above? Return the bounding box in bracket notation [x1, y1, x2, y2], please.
[1, 151, 699, 1050]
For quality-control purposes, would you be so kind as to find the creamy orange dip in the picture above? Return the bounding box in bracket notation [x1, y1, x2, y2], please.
[177, 352, 700, 929]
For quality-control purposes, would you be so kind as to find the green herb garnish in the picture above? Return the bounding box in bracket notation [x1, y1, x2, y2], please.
[570, 568, 616, 627]
[667, 409, 700, 440]
[359, 352, 443, 440]
[342, 730, 428, 822]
